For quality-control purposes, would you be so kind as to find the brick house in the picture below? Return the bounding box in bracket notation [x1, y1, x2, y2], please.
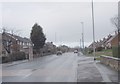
[2, 32, 33, 60]
[105, 32, 120, 47]
[41, 42, 57, 55]
[104, 35, 113, 49]
[88, 34, 113, 49]
[111, 32, 120, 47]
[108, 32, 120, 58]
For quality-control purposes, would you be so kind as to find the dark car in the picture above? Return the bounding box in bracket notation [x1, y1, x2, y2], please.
[56, 51, 62, 55]
[74, 50, 78, 53]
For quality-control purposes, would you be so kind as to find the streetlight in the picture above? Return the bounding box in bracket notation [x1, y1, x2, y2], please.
[81, 22, 84, 54]
[55, 32, 57, 42]
[80, 39, 82, 49]
[91, 0, 96, 57]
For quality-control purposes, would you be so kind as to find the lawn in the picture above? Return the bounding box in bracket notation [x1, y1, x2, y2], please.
[86, 49, 113, 60]
[87, 49, 112, 56]
[95, 49, 112, 56]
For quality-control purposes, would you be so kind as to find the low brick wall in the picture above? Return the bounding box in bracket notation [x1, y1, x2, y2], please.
[100, 55, 120, 71]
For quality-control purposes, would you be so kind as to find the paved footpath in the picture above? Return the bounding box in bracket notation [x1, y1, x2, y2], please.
[77, 55, 118, 82]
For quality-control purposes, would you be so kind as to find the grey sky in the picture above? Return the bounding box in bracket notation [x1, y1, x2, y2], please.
[1, 0, 118, 47]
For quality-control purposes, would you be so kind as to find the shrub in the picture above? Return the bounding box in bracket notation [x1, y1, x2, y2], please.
[2, 56, 11, 63]
[88, 48, 93, 54]
[96, 47, 103, 51]
[10, 52, 26, 61]
[2, 52, 26, 63]
[112, 45, 120, 58]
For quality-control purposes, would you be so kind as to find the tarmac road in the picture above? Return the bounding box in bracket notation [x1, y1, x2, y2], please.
[2, 52, 118, 82]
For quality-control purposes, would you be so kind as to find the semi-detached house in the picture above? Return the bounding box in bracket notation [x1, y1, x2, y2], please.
[1, 32, 33, 60]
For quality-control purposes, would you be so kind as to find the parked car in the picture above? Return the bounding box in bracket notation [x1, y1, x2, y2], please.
[56, 51, 62, 55]
[74, 50, 78, 53]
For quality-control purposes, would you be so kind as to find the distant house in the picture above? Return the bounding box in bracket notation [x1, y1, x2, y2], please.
[111, 32, 120, 47]
[2, 32, 33, 59]
[40, 42, 57, 56]
[102, 34, 113, 49]
[88, 35, 113, 52]
[88, 31, 120, 52]
[58, 45, 69, 53]
[105, 36, 114, 49]
[105, 32, 120, 48]
[95, 35, 113, 49]
[88, 42, 97, 49]
[45, 42, 56, 54]
[96, 40, 104, 48]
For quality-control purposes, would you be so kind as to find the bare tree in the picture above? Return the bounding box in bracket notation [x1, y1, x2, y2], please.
[2, 27, 22, 36]
[111, 15, 118, 29]
[10, 28, 22, 36]
[2, 27, 9, 33]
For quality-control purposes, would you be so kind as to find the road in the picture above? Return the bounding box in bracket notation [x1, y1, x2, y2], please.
[2, 52, 118, 82]
[2, 52, 77, 82]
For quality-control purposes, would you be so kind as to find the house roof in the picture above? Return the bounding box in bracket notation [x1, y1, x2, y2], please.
[88, 31, 119, 48]
[3, 32, 32, 43]
[106, 34, 117, 43]
[88, 35, 113, 48]
[88, 42, 97, 48]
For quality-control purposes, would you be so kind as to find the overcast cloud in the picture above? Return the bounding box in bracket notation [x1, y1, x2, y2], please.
[0, 0, 118, 47]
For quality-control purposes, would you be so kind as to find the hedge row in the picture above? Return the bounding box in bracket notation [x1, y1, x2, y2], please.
[2, 52, 27, 63]
[112, 45, 120, 58]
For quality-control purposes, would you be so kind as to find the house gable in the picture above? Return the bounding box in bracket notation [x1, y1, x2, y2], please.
[111, 33, 120, 46]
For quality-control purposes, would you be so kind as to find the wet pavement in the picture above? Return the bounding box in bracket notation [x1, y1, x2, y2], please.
[77, 61, 103, 82]
[77, 55, 118, 82]
[2, 52, 118, 82]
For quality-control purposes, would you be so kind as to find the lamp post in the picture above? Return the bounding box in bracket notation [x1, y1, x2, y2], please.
[91, 0, 96, 57]
[55, 32, 57, 43]
[80, 39, 82, 51]
[81, 22, 84, 54]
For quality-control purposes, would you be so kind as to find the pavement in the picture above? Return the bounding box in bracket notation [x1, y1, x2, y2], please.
[2, 52, 119, 82]
[77, 56, 103, 82]
[77, 55, 118, 82]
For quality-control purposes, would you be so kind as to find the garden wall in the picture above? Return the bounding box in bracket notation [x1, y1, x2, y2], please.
[100, 55, 120, 71]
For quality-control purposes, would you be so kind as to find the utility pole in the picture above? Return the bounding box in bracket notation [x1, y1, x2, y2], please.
[80, 39, 82, 52]
[91, 0, 96, 57]
[81, 22, 84, 54]
[55, 32, 57, 43]
[3, 28, 6, 33]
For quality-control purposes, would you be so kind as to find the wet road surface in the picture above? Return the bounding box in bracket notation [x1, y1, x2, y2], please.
[2, 52, 77, 82]
[2, 52, 118, 82]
